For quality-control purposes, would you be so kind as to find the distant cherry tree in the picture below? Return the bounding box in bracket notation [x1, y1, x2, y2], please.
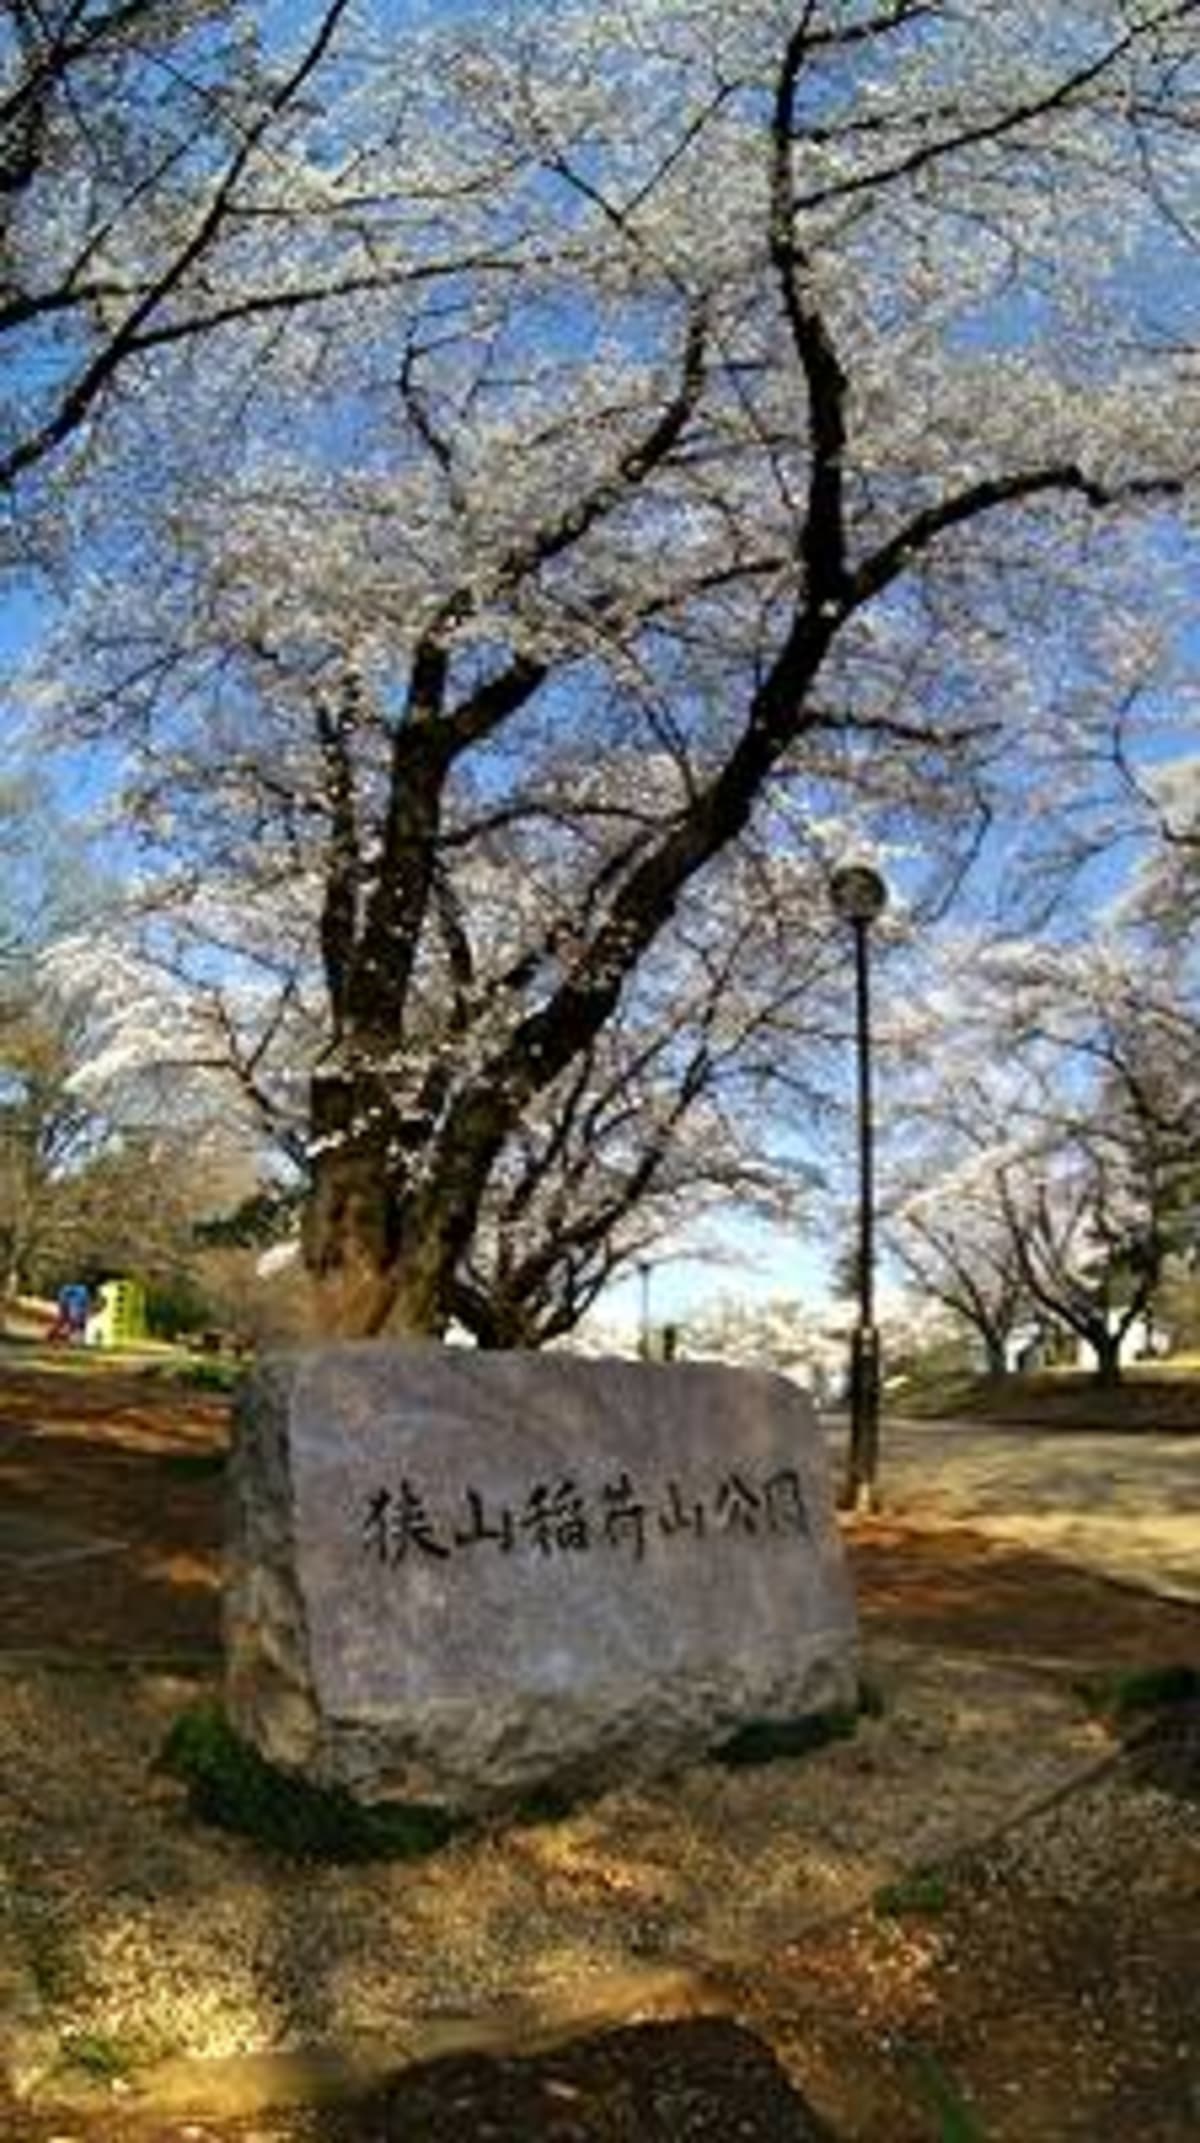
[885, 930, 1198, 1383]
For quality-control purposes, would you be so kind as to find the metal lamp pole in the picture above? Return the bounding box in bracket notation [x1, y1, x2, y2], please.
[637, 1259, 653, 1361]
[830, 861, 888, 1513]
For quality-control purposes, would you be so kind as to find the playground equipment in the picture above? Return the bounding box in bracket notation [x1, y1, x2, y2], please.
[86, 1278, 148, 1349]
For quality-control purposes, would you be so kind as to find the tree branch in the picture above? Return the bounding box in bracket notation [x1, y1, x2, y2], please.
[770, 22, 849, 607]
[0, 0, 356, 491]
[790, 8, 1188, 215]
[851, 463, 1188, 608]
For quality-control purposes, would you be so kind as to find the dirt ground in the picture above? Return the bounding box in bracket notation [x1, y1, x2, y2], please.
[0, 1356, 1197, 2142]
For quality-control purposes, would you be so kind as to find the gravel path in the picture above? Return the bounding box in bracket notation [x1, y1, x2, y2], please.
[2, 1664, 1195, 2140]
[0, 1642, 1107, 2108]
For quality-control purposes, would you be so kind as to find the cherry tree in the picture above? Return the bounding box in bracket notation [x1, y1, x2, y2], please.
[678, 1294, 844, 1390]
[885, 1174, 1028, 1379]
[1108, 745, 1200, 957]
[450, 904, 833, 1347]
[887, 925, 1198, 1381]
[46, 826, 845, 1336]
[0, 771, 98, 980]
[31, 0, 1200, 1337]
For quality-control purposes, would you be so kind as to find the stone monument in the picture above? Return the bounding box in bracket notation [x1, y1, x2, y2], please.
[225, 1346, 857, 1813]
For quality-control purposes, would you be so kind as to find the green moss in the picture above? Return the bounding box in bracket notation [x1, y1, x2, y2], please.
[713, 1679, 883, 1769]
[508, 1779, 583, 1826]
[713, 1706, 858, 1769]
[58, 2030, 138, 2082]
[158, 1449, 227, 1480]
[175, 1356, 244, 1392]
[1076, 1662, 1200, 1722]
[157, 1703, 463, 1863]
[874, 1868, 952, 1919]
[905, 2046, 989, 2141]
[857, 1674, 886, 1719]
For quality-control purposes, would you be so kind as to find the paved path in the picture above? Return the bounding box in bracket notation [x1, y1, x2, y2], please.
[828, 1417, 1200, 1605]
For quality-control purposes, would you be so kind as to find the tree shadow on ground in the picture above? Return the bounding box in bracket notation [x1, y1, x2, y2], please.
[849, 1521, 1200, 1669]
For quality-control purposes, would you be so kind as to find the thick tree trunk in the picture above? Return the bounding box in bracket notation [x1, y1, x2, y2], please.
[301, 1069, 500, 1340]
[301, 1062, 430, 1337]
[1091, 1330, 1123, 1387]
[982, 1333, 1009, 1381]
[478, 1304, 541, 1350]
[302, 1146, 409, 1336]
[303, 1193, 461, 1340]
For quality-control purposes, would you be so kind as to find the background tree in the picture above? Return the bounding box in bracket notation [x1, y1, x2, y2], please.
[0, 1000, 98, 1294]
[60, 1127, 254, 1310]
[991, 942, 1196, 1383]
[884, 1175, 1028, 1380]
[0, 979, 263, 1308]
[0, 770, 114, 1294]
[677, 1283, 950, 1396]
[28, 0, 1200, 1338]
[678, 1294, 842, 1390]
[887, 927, 1199, 1383]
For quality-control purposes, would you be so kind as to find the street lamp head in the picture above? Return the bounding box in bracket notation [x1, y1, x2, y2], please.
[830, 860, 888, 926]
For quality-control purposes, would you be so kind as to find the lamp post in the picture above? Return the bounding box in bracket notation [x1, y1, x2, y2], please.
[829, 860, 888, 1513]
[637, 1258, 653, 1361]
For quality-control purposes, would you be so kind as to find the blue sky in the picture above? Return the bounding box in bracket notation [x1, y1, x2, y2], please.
[602, 1214, 836, 1332]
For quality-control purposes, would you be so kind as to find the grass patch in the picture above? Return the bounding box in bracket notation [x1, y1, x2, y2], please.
[157, 1702, 463, 1863]
[889, 1367, 1200, 1432]
[158, 1449, 228, 1481]
[905, 2045, 989, 2141]
[1076, 1662, 1200, 1723]
[874, 1868, 953, 1919]
[713, 1681, 882, 1770]
[58, 2030, 138, 2082]
[6, 1884, 82, 2003]
[0, 1343, 146, 1375]
[173, 1357, 245, 1393]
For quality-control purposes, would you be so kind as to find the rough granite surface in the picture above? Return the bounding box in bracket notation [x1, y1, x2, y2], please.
[224, 1346, 857, 1811]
